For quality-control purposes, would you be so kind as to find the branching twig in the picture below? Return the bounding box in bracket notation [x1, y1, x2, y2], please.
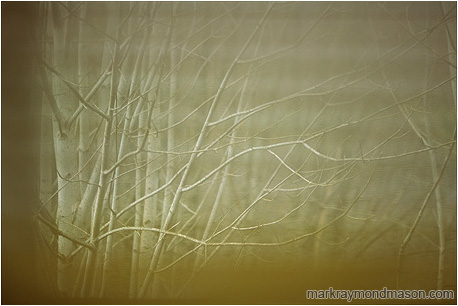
[396, 129, 456, 289]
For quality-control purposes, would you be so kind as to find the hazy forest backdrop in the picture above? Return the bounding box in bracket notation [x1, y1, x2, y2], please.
[2, 1, 457, 304]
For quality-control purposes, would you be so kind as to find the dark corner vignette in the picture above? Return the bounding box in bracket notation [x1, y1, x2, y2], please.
[2, 1, 41, 304]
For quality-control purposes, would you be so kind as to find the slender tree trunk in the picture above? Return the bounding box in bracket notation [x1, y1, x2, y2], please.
[77, 4, 93, 198]
[39, 95, 58, 293]
[440, 2, 457, 108]
[423, 4, 454, 290]
[50, 2, 82, 295]
[129, 110, 146, 298]
[80, 26, 121, 296]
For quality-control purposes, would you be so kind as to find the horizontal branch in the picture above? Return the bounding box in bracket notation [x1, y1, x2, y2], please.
[182, 139, 309, 192]
[302, 139, 455, 162]
[36, 214, 95, 250]
[95, 169, 373, 250]
[95, 226, 204, 245]
[111, 168, 375, 276]
[182, 133, 454, 193]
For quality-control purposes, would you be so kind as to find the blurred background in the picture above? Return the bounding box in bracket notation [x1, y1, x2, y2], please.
[2, 2, 456, 304]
